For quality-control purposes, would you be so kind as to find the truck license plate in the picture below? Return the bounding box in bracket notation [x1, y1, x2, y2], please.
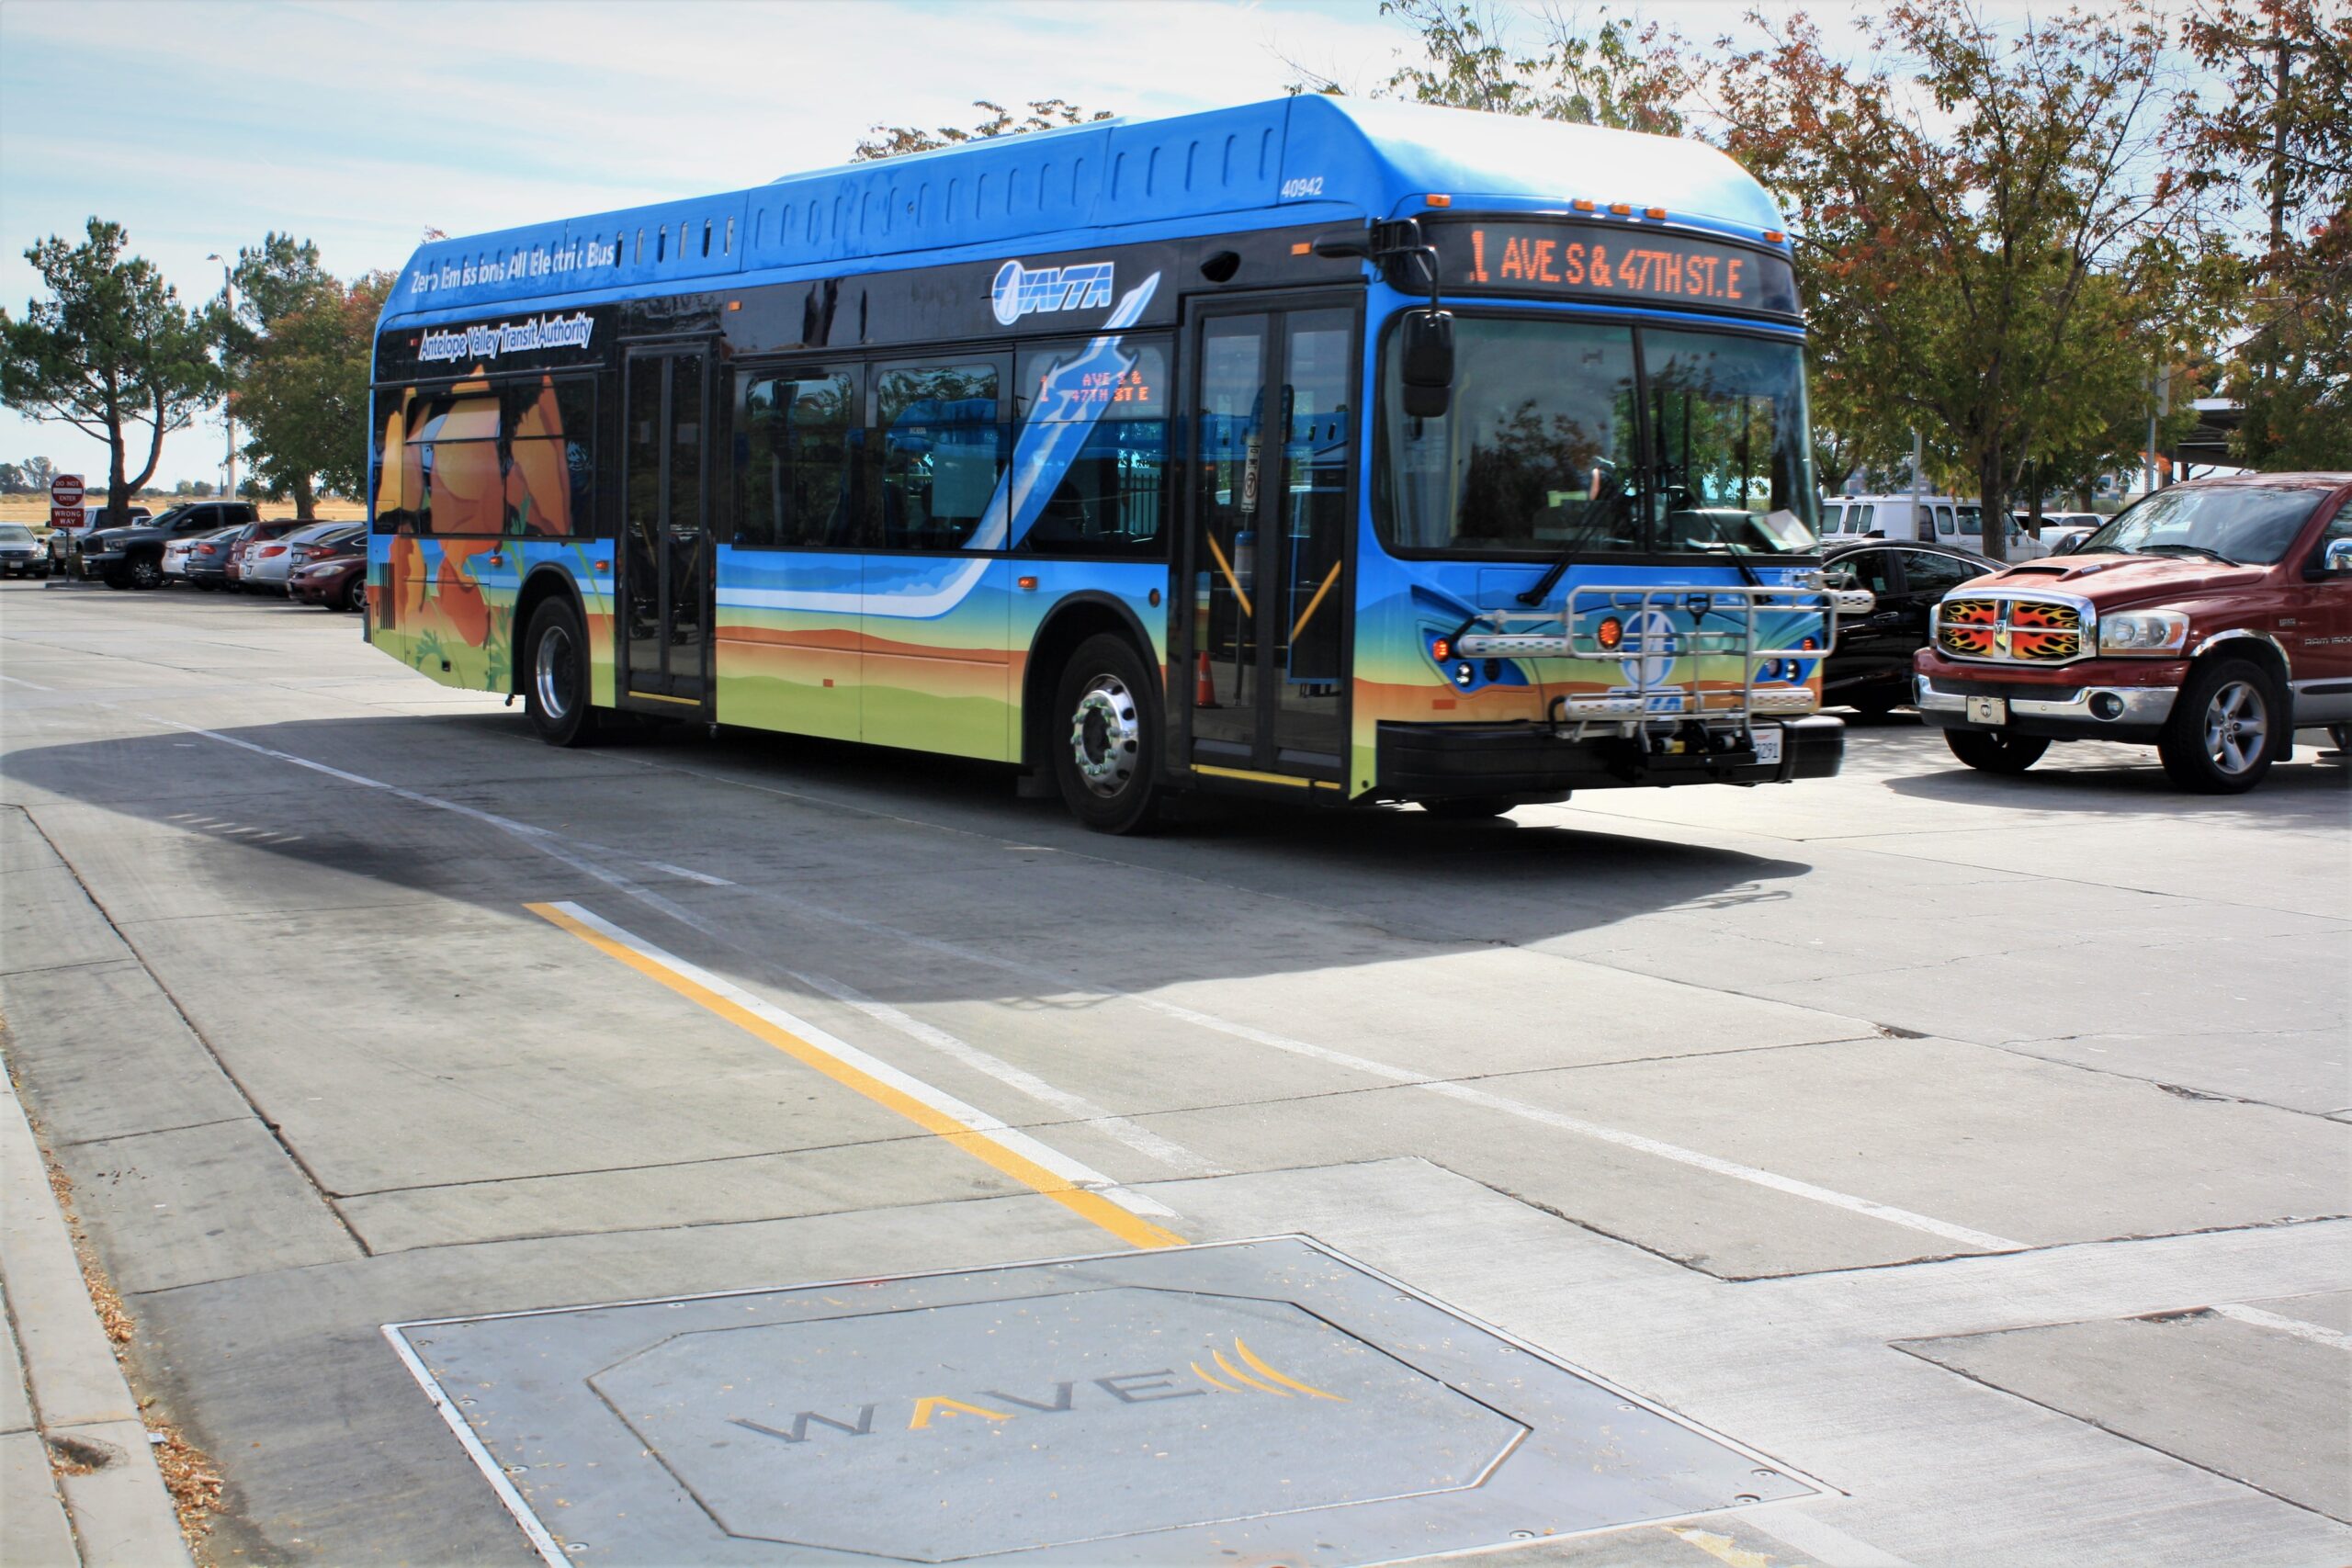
[1752, 725, 1783, 764]
[1966, 695, 2008, 725]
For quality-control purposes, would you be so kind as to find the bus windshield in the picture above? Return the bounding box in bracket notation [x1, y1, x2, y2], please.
[1380, 317, 1817, 558]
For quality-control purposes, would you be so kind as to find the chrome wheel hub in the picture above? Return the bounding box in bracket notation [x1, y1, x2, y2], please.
[535, 625, 576, 720]
[1069, 674, 1140, 798]
[2201, 680, 2267, 775]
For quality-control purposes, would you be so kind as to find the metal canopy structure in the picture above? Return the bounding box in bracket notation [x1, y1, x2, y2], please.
[387, 1237, 1819, 1566]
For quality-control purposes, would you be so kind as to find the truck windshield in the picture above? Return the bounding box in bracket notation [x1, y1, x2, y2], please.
[2079, 485, 2318, 566]
[1378, 316, 1817, 558]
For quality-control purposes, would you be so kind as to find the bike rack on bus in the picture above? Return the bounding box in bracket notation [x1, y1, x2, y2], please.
[1453, 580, 1873, 747]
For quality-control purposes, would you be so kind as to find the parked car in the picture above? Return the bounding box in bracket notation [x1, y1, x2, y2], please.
[45, 504, 152, 566]
[163, 525, 243, 582]
[288, 551, 368, 612]
[1825, 493, 2050, 558]
[1820, 539, 1996, 713]
[1, 522, 51, 578]
[70, 502, 255, 588]
[244, 522, 361, 593]
[1915, 472, 2352, 792]
[223, 519, 307, 590]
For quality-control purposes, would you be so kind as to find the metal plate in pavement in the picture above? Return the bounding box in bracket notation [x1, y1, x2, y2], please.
[386, 1236, 1818, 1565]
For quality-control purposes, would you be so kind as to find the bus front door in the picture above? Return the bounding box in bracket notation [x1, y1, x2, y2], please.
[622, 347, 712, 707]
[1185, 303, 1356, 789]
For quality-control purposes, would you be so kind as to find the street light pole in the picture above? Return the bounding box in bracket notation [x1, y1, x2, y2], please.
[206, 254, 236, 501]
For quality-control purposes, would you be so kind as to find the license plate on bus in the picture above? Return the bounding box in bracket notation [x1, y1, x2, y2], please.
[1966, 695, 2008, 726]
[1752, 725, 1783, 765]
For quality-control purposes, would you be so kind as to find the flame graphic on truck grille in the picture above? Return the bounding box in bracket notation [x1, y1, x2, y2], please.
[1939, 597, 2083, 662]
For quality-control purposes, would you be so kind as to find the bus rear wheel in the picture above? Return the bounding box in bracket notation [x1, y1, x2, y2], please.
[523, 597, 600, 747]
[1052, 634, 1161, 834]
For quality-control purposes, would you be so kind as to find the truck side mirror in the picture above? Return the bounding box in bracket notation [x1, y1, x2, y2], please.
[2317, 536, 2352, 577]
[1399, 309, 1454, 420]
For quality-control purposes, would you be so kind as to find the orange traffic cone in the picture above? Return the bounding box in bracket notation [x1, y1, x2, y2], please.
[1195, 650, 1216, 708]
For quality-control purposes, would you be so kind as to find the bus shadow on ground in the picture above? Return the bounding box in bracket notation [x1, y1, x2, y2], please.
[3, 713, 1814, 987]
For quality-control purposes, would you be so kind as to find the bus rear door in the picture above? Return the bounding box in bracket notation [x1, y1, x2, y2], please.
[622, 346, 714, 708]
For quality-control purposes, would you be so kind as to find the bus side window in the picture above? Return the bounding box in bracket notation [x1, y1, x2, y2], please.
[875, 359, 1004, 552]
[1012, 338, 1170, 558]
[737, 368, 859, 548]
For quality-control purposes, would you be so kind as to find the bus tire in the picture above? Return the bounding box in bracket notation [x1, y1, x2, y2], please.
[1052, 633, 1160, 834]
[522, 596, 599, 748]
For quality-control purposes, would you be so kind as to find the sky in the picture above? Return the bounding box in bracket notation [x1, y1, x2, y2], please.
[0, 0, 2163, 492]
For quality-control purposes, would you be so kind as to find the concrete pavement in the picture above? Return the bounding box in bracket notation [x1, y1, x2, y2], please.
[0, 577, 2346, 1565]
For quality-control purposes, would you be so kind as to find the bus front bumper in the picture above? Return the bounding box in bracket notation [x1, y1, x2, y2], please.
[1376, 715, 1845, 799]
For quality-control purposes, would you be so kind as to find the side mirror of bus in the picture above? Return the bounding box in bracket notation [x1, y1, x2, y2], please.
[1400, 309, 1454, 420]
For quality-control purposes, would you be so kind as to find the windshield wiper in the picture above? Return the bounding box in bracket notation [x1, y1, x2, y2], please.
[1694, 538, 1766, 586]
[1517, 464, 1634, 607]
[2134, 542, 2242, 568]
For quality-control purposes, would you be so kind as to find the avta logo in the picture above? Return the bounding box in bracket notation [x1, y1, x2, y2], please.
[990, 258, 1115, 326]
[726, 1335, 1343, 1448]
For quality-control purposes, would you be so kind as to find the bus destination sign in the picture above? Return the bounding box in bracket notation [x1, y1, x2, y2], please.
[1428, 220, 1800, 318]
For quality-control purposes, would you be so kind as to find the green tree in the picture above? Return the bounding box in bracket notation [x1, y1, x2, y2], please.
[220, 233, 342, 518]
[0, 462, 24, 494]
[20, 456, 56, 492]
[0, 220, 219, 522]
[231, 270, 394, 517]
[854, 99, 1114, 162]
[1362, 0, 1693, 133]
[1714, 1, 2208, 561]
[2183, 0, 2351, 468]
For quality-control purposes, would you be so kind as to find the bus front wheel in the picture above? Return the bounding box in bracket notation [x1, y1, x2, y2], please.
[1052, 634, 1161, 834]
[523, 597, 600, 748]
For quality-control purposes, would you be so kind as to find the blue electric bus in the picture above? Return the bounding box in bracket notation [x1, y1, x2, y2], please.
[367, 95, 1851, 830]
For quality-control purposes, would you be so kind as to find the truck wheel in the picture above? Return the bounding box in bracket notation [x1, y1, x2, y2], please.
[127, 553, 164, 590]
[1421, 797, 1520, 820]
[523, 597, 600, 747]
[1945, 729, 2049, 773]
[1052, 633, 1161, 833]
[2158, 657, 2279, 794]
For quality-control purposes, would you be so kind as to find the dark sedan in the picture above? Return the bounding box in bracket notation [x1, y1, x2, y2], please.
[288, 551, 367, 611]
[1821, 539, 1996, 714]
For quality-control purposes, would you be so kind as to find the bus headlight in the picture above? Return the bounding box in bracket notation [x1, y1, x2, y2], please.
[2098, 610, 2188, 655]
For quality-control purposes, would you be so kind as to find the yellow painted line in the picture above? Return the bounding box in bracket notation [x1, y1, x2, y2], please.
[1191, 1359, 1242, 1393]
[1193, 762, 1312, 789]
[1211, 1347, 1287, 1395]
[1202, 531, 1253, 619]
[1667, 1527, 1783, 1568]
[526, 900, 1187, 1251]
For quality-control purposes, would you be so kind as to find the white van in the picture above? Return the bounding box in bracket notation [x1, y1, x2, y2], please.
[1822, 494, 2049, 558]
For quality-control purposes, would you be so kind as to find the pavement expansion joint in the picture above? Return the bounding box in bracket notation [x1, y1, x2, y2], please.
[385, 1235, 1823, 1566]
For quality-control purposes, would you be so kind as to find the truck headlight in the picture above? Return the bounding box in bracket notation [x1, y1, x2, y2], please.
[2098, 610, 2189, 655]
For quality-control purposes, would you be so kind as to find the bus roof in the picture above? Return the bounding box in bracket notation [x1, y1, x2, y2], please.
[384, 96, 1787, 326]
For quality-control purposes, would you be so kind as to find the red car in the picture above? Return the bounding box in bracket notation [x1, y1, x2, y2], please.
[221, 519, 308, 590]
[1915, 473, 2352, 792]
[288, 552, 367, 611]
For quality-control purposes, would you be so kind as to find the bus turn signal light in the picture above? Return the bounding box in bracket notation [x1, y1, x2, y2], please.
[1431, 637, 1451, 661]
[1764, 229, 1786, 243]
[1425, 193, 1453, 208]
[1596, 616, 1623, 649]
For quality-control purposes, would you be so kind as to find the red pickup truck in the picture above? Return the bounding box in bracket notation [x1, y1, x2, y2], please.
[1914, 472, 2352, 793]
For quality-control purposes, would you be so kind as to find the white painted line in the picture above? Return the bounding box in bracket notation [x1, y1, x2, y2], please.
[546, 901, 1180, 1221]
[2211, 1302, 2352, 1350]
[137, 713, 2017, 1255]
[791, 968, 1224, 1178]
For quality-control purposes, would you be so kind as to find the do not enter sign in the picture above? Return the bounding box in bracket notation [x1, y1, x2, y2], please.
[50, 474, 85, 509]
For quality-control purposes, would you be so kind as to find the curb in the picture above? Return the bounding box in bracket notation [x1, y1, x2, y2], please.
[0, 1071, 193, 1567]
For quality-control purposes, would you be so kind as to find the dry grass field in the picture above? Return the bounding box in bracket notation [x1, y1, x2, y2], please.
[0, 496, 368, 532]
